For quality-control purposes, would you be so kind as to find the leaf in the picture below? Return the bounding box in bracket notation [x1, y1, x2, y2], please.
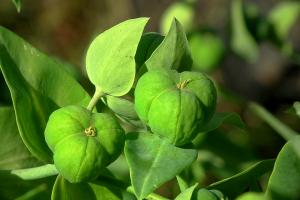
[266, 136, 300, 200]
[12, 0, 21, 12]
[144, 19, 193, 72]
[198, 112, 245, 133]
[103, 96, 138, 120]
[176, 175, 189, 192]
[208, 159, 275, 199]
[86, 18, 149, 96]
[231, 0, 258, 62]
[11, 164, 58, 180]
[0, 27, 90, 162]
[52, 175, 97, 200]
[125, 132, 198, 199]
[0, 106, 41, 169]
[175, 183, 198, 200]
[268, 2, 300, 40]
[52, 175, 133, 200]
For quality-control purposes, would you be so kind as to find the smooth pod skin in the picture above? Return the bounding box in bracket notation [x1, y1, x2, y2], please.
[44, 105, 124, 183]
[134, 70, 217, 146]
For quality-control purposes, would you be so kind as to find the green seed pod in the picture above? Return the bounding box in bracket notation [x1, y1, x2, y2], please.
[135, 70, 217, 146]
[44, 105, 124, 183]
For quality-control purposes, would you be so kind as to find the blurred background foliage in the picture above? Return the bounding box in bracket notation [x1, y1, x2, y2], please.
[1, 0, 300, 199]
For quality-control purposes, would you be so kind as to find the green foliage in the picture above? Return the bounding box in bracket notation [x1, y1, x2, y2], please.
[0, 26, 90, 162]
[0, 106, 41, 169]
[266, 136, 300, 200]
[145, 19, 193, 72]
[1, 6, 300, 198]
[125, 132, 197, 199]
[86, 18, 148, 96]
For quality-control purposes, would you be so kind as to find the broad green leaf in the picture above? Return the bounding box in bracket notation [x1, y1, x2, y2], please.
[0, 27, 90, 162]
[266, 136, 300, 200]
[125, 132, 198, 199]
[175, 183, 198, 200]
[86, 18, 149, 96]
[103, 96, 138, 120]
[268, 2, 300, 40]
[52, 175, 133, 200]
[160, 2, 194, 35]
[236, 192, 266, 200]
[0, 106, 41, 169]
[208, 159, 275, 199]
[12, 0, 21, 12]
[293, 101, 300, 117]
[231, 0, 258, 62]
[198, 112, 245, 133]
[145, 19, 193, 72]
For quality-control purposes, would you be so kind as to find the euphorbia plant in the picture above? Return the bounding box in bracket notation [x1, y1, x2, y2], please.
[0, 15, 300, 200]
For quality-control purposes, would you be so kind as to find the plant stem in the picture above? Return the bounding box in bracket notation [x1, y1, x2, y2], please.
[249, 102, 298, 141]
[87, 88, 105, 111]
[11, 164, 58, 180]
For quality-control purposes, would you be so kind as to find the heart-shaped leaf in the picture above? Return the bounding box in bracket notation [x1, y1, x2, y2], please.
[125, 132, 197, 199]
[0, 26, 90, 162]
[86, 18, 149, 96]
[266, 136, 300, 200]
[145, 19, 192, 72]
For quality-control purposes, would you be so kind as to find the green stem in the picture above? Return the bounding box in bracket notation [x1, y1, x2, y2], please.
[249, 102, 298, 141]
[87, 88, 105, 111]
[126, 186, 169, 200]
[11, 164, 59, 180]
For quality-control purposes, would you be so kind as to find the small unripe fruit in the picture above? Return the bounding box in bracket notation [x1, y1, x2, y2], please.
[135, 70, 217, 146]
[44, 105, 124, 183]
